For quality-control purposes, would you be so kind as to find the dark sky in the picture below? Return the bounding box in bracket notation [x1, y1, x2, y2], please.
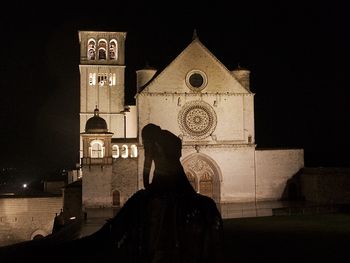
[0, 1, 349, 181]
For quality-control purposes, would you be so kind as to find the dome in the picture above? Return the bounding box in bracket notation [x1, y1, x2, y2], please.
[85, 108, 108, 133]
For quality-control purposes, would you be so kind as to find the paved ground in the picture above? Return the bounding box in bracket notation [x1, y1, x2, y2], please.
[219, 200, 292, 218]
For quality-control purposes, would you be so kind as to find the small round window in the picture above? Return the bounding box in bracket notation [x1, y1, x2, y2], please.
[186, 70, 207, 91]
[189, 73, 203, 87]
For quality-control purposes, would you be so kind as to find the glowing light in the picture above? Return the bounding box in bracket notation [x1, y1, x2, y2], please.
[130, 144, 138, 158]
[121, 145, 128, 158]
[90, 140, 105, 158]
[22, 183, 27, 188]
[112, 145, 120, 158]
[89, 73, 96, 85]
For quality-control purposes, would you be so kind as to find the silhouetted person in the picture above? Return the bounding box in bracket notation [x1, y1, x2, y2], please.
[142, 123, 195, 195]
[136, 123, 223, 262]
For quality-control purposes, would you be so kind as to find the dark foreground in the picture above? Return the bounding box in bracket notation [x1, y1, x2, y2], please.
[1, 213, 349, 262]
[223, 213, 350, 262]
[0, 190, 223, 263]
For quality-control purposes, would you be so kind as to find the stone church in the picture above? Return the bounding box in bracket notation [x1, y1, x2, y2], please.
[78, 30, 304, 214]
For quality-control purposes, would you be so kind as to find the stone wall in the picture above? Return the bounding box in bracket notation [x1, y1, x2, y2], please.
[192, 145, 256, 203]
[300, 167, 350, 204]
[112, 158, 138, 205]
[0, 196, 62, 246]
[255, 149, 304, 201]
[137, 94, 254, 144]
[82, 165, 112, 208]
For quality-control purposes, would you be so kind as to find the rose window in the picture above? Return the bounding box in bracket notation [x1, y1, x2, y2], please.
[178, 101, 217, 139]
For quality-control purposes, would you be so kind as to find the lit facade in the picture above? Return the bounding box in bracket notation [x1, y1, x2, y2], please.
[78, 31, 304, 210]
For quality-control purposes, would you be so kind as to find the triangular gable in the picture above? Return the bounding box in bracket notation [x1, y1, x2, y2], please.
[140, 39, 250, 94]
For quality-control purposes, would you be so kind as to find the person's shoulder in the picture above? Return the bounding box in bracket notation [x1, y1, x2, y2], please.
[161, 130, 181, 145]
[160, 130, 182, 157]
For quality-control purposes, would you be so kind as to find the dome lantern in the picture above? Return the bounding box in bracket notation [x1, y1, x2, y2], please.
[84, 108, 109, 133]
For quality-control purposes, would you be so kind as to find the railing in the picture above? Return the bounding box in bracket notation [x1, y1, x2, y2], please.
[81, 157, 113, 165]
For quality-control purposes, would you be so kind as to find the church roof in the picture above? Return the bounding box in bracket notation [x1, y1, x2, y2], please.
[84, 108, 111, 134]
[137, 36, 251, 94]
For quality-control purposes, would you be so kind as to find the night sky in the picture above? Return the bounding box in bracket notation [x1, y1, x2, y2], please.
[1, 1, 349, 183]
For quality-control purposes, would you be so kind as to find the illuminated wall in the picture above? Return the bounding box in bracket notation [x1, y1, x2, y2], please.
[255, 149, 304, 201]
[79, 31, 304, 209]
[82, 166, 113, 208]
[136, 37, 258, 203]
[0, 196, 62, 246]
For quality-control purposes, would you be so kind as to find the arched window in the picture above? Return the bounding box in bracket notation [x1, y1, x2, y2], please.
[108, 73, 116, 86]
[87, 39, 96, 60]
[130, 145, 138, 158]
[97, 73, 108, 86]
[98, 39, 107, 60]
[199, 172, 213, 198]
[112, 145, 119, 158]
[89, 73, 96, 86]
[109, 39, 118, 60]
[121, 145, 128, 158]
[90, 140, 104, 158]
[186, 172, 197, 192]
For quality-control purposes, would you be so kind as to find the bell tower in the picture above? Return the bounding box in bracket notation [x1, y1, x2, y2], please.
[78, 31, 127, 159]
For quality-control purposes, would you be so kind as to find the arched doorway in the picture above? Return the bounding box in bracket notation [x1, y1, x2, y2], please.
[186, 171, 197, 191]
[182, 153, 222, 203]
[199, 171, 213, 198]
[31, 229, 47, 240]
[112, 190, 120, 207]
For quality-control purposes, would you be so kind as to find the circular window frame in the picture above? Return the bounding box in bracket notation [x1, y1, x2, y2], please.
[185, 70, 208, 92]
[178, 100, 217, 140]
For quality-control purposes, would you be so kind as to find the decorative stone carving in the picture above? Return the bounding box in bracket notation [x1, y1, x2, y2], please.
[185, 156, 215, 176]
[178, 101, 217, 140]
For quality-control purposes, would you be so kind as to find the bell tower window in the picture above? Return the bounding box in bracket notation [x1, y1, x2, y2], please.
[109, 73, 116, 86]
[97, 73, 108, 86]
[87, 39, 96, 60]
[89, 73, 96, 85]
[97, 73, 115, 86]
[109, 39, 118, 60]
[98, 39, 107, 60]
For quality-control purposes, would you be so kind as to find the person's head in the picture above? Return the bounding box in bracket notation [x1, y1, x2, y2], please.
[141, 123, 161, 146]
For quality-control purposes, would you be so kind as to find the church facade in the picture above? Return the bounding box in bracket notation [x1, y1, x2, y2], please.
[78, 31, 304, 212]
